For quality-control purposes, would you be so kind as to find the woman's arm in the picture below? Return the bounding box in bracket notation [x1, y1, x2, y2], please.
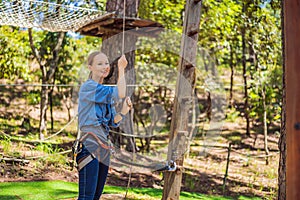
[113, 97, 132, 124]
[117, 55, 128, 99]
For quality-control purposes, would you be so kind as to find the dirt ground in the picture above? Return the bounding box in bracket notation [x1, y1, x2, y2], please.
[0, 80, 280, 199]
[0, 121, 279, 200]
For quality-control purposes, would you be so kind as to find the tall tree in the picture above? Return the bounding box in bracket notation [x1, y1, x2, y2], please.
[28, 30, 66, 139]
[102, 0, 140, 150]
[241, 0, 251, 136]
[278, 0, 286, 198]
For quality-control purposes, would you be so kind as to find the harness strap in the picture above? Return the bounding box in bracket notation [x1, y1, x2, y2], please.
[77, 154, 95, 171]
[75, 131, 114, 171]
[80, 132, 112, 150]
[71, 126, 82, 170]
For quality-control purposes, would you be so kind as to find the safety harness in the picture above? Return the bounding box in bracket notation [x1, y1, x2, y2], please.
[72, 130, 178, 173]
[72, 131, 114, 171]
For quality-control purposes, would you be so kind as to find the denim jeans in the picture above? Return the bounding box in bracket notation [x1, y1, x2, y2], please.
[76, 145, 110, 200]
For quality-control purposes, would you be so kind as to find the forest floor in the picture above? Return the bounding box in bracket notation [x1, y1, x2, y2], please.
[0, 83, 279, 199]
[0, 120, 279, 200]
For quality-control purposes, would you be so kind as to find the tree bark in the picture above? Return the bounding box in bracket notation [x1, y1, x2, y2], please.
[242, 1, 250, 137]
[278, 69, 286, 199]
[278, 0, 286, 198]
[162, 0, 202, 199]
[229, 44, 234, 108]
[261, 85, 269, 165]
[284, 0, 300, 199]
[102, 0, 139, 151]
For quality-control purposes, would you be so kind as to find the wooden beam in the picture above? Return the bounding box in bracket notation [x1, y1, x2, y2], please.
[80, 26, 162, 38]
[77, 16, 163, 36]
[162, 0, 202, 199]
[285, 0, 300, 199]
[76, 12, 116, 32]
[79, 18, 116, 32]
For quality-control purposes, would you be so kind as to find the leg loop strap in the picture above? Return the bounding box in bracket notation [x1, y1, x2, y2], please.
[77, 154, 95, 171]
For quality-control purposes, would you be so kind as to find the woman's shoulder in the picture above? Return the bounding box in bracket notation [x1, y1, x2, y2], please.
[80, 79, 97, 91]
[80, 79, 113, 92]
[84, 79, 100, 87]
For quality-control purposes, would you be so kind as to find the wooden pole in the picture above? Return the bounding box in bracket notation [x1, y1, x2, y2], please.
[222, 143, 232, 193]
[284, 1, 300, 199]
[162, 0, 202, 199]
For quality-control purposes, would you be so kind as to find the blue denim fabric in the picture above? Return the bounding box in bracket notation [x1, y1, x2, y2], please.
[78, 79, 120, 133]
[76, 145, 109, 200]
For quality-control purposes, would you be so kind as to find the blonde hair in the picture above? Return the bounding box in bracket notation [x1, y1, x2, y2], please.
[87, 51, 105, 79]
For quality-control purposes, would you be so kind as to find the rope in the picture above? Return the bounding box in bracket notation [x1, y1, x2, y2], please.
[0, 112, 77, 143]
[121, 2, 132, 198]
[0, 83, 178, 88]
[0, 149, 72, 161]
[25, 0, 101, 12]
[26, 149, 72, 160]
[124, 109, 136, 199]
[124, 136, 135, 199]
[0, 82, 276, 89]
[122, 0, 126, 55]
[44, 115, 78, 141]
[0, 0, 108, 32]
[109, 129, 169, 138]
[0, 114, 77, 142]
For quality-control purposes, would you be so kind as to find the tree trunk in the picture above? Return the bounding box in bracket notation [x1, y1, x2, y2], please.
[278, 69, 286, 199]
[242, 1, 250, 137]
[40, 32, 65, 139]
[39, 81, 48, 139]
[28, 30, 65, 139]
[261, 85, 269, 165]
[229, 44, 234, 108]
[103, 0, 139, 151]
[49, 76, 56, 132]
[162, 0, 202, 199]
[278, 0, 286, 198]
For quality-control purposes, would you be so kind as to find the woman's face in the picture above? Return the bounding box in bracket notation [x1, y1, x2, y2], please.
[89, 53, 110, 80]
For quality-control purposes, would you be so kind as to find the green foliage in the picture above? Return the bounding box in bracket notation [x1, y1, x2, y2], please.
[226, 108, 241, 122]
[63, 35, 100, 84]
[34, 143, 67, 167]
[139, 0, 185, 32]
[0, 134, 11, 154]
[0, 26, 31, 81]
[200, 0, 282, 129]
[35, 143, 65, 155]
[26, 89, 41, 105]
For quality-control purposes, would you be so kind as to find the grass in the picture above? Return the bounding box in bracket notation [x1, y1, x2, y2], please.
[0, 180, 77, 200]
[0, 180, 261, 200]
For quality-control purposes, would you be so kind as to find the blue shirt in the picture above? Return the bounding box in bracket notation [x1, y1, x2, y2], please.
[78, 79, 120, 137]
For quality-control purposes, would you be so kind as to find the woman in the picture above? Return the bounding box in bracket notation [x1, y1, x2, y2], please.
[77, 51, 132, 200]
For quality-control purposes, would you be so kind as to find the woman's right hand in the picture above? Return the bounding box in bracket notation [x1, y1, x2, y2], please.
[118, 55, 128, 70]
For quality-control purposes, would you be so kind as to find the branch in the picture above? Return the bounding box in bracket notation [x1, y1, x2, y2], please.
[0, 157, 30, 165]
[47, 32, 66, 80]
[28, 28, 42, 67]
[53, 32, 65, 55]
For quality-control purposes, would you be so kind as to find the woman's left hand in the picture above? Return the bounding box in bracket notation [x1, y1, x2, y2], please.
[121, 97, 132, 114]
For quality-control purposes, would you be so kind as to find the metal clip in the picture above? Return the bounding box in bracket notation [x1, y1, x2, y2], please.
[153, 160, 177, 172]
[167, 160, 177, 172]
